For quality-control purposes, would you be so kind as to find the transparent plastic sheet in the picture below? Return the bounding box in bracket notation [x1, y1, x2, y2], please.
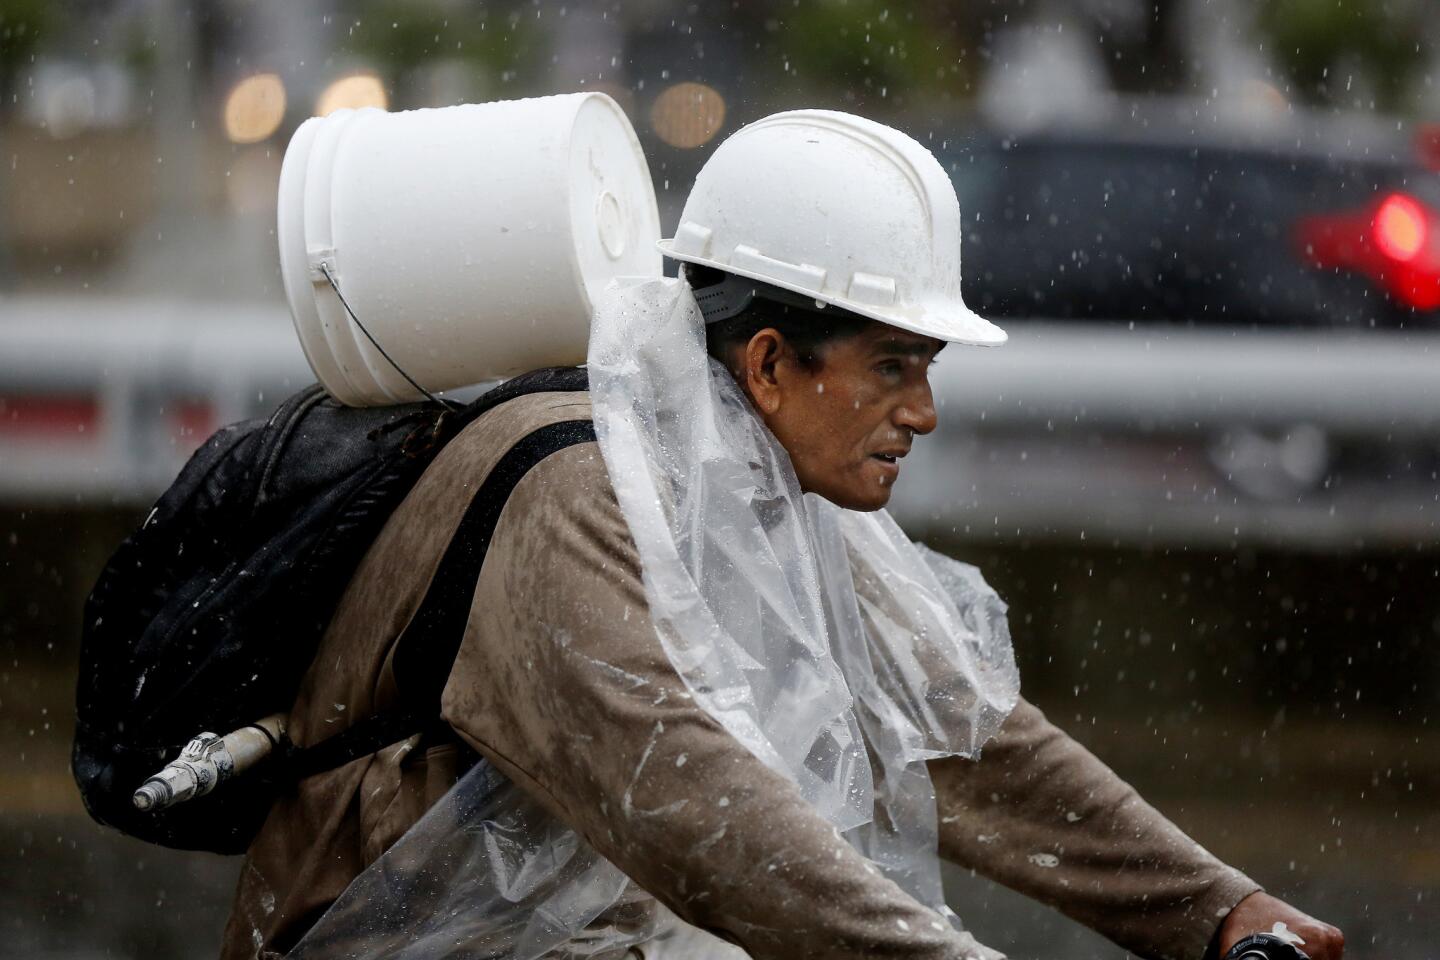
[286, 276, 1020, 958]
[588, 277, 1019, 910]
[590, 278, 873, 833]
[288, 762, 662, 960]
[840, 510, 1021, 763]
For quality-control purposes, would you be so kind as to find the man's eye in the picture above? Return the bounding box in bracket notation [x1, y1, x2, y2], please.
[875, 361, 904, 376]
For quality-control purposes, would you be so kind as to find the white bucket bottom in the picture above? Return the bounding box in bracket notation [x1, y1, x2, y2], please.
[277, 92, 662, 406]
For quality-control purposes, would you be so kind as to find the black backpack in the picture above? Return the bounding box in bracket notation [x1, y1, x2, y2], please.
[73, 366, 593, 854]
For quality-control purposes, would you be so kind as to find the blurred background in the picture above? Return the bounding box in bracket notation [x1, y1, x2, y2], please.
[1, 1, 1437, 957]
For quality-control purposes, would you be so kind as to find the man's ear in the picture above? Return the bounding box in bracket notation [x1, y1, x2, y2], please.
[742, 329, 786, 415]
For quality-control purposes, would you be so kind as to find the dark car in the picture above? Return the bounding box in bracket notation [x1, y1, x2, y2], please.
[945, 119, 1440, 329]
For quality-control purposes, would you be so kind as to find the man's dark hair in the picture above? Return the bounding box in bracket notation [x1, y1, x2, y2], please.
[687, 265, 874, 370]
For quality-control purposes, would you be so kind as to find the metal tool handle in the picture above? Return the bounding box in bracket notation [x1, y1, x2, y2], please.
[132, 713, 287, 812]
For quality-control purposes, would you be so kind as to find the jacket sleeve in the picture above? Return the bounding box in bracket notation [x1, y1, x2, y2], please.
[927, 699, 1261, 960]
[440, 443, 1001, 960]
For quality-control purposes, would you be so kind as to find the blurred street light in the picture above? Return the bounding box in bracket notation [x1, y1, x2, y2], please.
[224, 73, 287, 144]
[316, 74, 388, 116]
[649, 82, 726, 149]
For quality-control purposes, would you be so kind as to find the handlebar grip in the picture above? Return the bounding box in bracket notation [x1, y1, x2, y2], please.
[1223, 934, 1309, 960]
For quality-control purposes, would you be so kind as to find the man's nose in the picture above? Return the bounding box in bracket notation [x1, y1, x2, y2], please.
[895, 381, 938, 436]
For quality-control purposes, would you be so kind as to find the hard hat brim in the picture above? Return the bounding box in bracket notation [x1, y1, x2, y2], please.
[658, 240, 1007, 347]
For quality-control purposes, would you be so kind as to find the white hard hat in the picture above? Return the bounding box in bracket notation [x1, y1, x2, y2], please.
[659, 109, 1005, 346]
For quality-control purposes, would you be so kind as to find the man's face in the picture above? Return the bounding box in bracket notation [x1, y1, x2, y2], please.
[740, 321, 944, 512]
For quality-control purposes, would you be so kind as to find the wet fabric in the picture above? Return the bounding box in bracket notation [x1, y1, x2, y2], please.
[928, 700, 1261, 960]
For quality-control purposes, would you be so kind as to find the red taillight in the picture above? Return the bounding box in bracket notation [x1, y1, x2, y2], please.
[1296, 191, 1440, 311]
[1373, 193, 1427, 262]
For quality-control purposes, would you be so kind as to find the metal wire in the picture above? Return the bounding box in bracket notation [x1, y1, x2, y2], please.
[317, 261, 444, 405]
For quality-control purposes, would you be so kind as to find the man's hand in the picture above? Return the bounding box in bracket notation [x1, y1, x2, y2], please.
[1218, 891, 1344, 960]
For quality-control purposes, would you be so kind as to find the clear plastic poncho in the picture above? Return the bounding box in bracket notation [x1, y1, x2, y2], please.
[288, 277, 1019, 959]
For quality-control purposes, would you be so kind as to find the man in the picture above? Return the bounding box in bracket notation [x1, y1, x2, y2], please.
[222, 110, 1343, 960]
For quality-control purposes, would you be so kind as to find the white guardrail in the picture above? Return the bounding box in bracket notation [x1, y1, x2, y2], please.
[0, 297, 311, 502]
[2, 295, 1438, 548]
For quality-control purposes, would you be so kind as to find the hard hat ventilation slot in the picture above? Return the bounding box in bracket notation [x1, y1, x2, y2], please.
[848, 272, 897, 307]
[672, 221, 714, 258]
[730, 245, 827, 293]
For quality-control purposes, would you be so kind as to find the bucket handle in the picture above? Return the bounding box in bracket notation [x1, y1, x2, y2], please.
[315, 260, 444, 406]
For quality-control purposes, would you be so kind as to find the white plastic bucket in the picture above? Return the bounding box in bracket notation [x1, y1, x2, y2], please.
[277, 93, 661, 406]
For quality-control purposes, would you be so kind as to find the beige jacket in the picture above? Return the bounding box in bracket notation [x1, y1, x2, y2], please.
[221, 391, 1258, 960]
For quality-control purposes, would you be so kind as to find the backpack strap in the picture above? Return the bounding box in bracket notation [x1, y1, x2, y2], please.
[281, 417, 598, 781]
